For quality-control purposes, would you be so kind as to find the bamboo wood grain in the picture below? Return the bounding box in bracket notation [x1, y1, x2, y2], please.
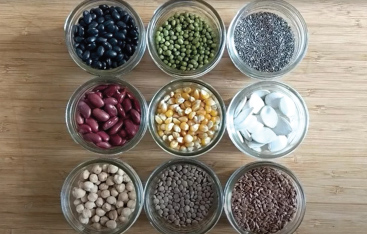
[0, 0, 367, 233]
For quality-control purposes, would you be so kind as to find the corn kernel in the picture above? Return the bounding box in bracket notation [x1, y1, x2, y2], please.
[200, 90, 210, 99]
[185, 142, 194, 147]
[169, 104, 178, 110]
[176, 97, 185, 104]
[177, 110, 184, 116]
[201, 137, 211, 146]
[174, 93, 182, 99]
[165, 117, 173, 124]
[208, 121, 214, 129]
[173, 118, 180, 125]
[177, 137, 184, 144]
[211, 110, 218, 117]
[193, 116, 199, 123]
[181, 131, 187, 137]
[180, 145, 187, 151]
[182, 93, 190, 100]
[159, 113, 167, 121]
[193, 89, 200, 99]
[207, 130, 215, 137]
[164, 130, 171, 135]
[160, 103, 168, 112]
[168, 135, 174, 142]
[190, 124, 199, 132]
[187, 120, 194, 126]
[205, 114, 212, 120]
[189, 96, 195, 102]
[158, 130, 164, 137]
[212, 124, 219, 131]
[205, 105, 212, 113]
[199, 124, 209, 132]
[183, 87, 192, 93]
[166, 110, 173, 117]
[155, 115, 163, 124]
[180, 122, 189, 131]
[184, 101, 191, 108]
[172, 132, 180, 139]
[199, 133, 208, 139]
[162, 135, 168, 141]
[197, 110, 206, 115]
[179, 116, 188, 122]
[192, 100, 201, 111]
[163, 95, 170, 102]
[188, 111, 196, 120]
[170, 140, 178, 148]
[187, 147, 194, 152]
[166, 123, 174, 131]
[202, 118, 209, 125]
[170, 91, 174, 97]
[173, 113, 179, 118]
[160, 124, 166, 130]
[184, 134, 193, 143]
[211, 105, 218, 110]
[200, 102, 205, 108]
[184, 107, 192, 115]
[205, 98, 216, 106]
[175, 88, 183, 93]
[173, 125, 181, 133]
[167, 98, 175, 104]
[198, 115, 205, 122]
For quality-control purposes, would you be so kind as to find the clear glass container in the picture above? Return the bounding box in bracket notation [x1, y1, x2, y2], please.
[224, 161, 306, 234]
[148, 79, 226, 157]
[226, 81, 309, 159]
[147, 0, 226, 79]
[60, 158, 144, 234]
[65, 76, 148, 156]
[227, 0, 308, 80]
[144, 158, 223, 234]
[64, 0, 146, 76]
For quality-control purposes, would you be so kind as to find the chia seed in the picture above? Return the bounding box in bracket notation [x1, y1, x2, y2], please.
[234, 12, 295, 72]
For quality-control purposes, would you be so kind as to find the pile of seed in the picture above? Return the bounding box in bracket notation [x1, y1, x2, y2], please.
[155, 12, 217, 71]
[234, 12, 295, 72]
[231, 167, 297, 234]
[152, 164, 215, 227]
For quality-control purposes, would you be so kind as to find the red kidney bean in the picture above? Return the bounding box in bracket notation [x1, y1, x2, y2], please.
[85, 118, 99, 132]
[124, 119, 139, 137]
[103, 116, 119, 130]
[114, 89, 126, 103]
[96, 92, 103, 98]
[93, 85, 108, 91]
[76, 112, 84, 125]
[83, 132, 102, 144]
[108, 119, 124, 135]
[132, 99, 141, 113]
[88, 93, 104, 108]
[104, 97, 118, 105]
[78, 101, 91, 119]
[97, 131, 110, 142]
[122, 98, 132, 112]
[104, 104, 118, 117]
[78, 124, 92, 134]
[103, 85, 119, 97]
[110, 134, 123, 146]
[120, 138, 127, 146]
[118, 129, 127, 138]
[116, 103, 126, 118]
[97, 142, 112, 149]
[130, 109, 141, 124]
[126, 91, 134, 100]
[92, 108, 110, 122]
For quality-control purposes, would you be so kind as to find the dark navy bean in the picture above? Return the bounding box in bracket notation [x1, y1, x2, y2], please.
[112, 11, 120, 21]
[84, 14, 92, 24]
[126, 37, 131, 43]
[125, 44, 132, 55]
[86, 36, 96, 43]
[119, 11, 128, 18]
[112, 62, 118, 68]
[74, 36, 84, 43]
[83, 10, 89, 17]
[73, 25, 79, 35]
[108, 38, 118, 46]
[99, 4, 109, 11]
[78, 18, 86, 27]
[106, 58, 112, 67]
[90, 52, 99, 59]
[86, 43, 97, 50]
[96, 37, 107, 43]
[116, 21, 127, 29]
[93, 8, 103, 16]
[120, 41, 125, 49]
[86, 58, 93, 65]
[129, 29, 138, 38]
[87, 28, 98, 36]
[103, 32, 113, 38]
[92, 60, 103, 69]
[97, 46, 105, 57]
[88, 21, 98, 29]
[122, 29, 127, 35]
[122, 14, 130, 23]
[105, 50, 117, 58]
[97, 17, 105, 24]
[78, 26, 84, 37]
[113, 46, 121, 53]
[103, 20, 114, 26]
[115, 31, 125, 40]
[116, 7, 123, 13]
[102, 61, 107, 69]
[97, 24, 104, 31]
[102, 42, 112, 50]
[82, 50, 90, 61]
[116, 53, 123, 61]
[118, 59, 127, 66]
[106, 24, 115, 33]
[76, 48, 83, 58]
[104, 15, 112, 20]
[131, 45, 137, 53]
[128, 18, 135, 26]
[91, 13, 96, 20]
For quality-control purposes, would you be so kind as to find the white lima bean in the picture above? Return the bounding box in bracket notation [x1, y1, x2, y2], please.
[95, 197, 104, 207]
[100, 216, 109, 225]
[89, 174, 99, 183]
[107, 196, 117, 205]
[106, 176, 115, 186]
[108, 165, 118, 174]
[91, 215, 100, 223]
[127, 200, 136, 209]
[76, 204, 84, 213]
[118, 192, 129, 202]
[79, 215, 89, 224]
[73, 199, 82, 206]
[88, 193, 98, 202]
[72, 188, 86, 199]
[108, 210, 118, 220]
[102, 164, 108, 172]
[98, 172, 108, 182]
[91, 185, 98, 193]
[101, 190, 110, 199]
[110, 188, 119, 197]
[82, 209, 92, 218]
[92, 222, 102, 230]
[80, 194, 88, 203]
[113, 175, 123, 184]
[85, 201, 96, 210]
[117, 169, 125, 176]
[123, 174, 131, 182]
[82, 169, 90, 180]
[116, 200, 124, 208]
[99, 183, 109, 190]
[83, 181, 94, 191]
[119, 216, 128, 223]
[96, 208, 106, 217]
[102, 203, 112, 212]
[106, 220, 117, 229]
[117, 208, 123, 215]
[115, 184, 125, 193]
[92, 165, 102, 174]
[126, 182, 134, 191]
[128, 191, 136, 200]
[121, 208, 132, 217]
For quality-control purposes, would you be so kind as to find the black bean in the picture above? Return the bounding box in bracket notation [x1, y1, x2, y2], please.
[129, 29, 138, 38]
[90, 52, 99, 60]
[103, 32, 113, 38]
[118, 59, 126, 66]
[97, 17, 105, 24]
[106, 58, 112, 67]
[78, 43, 85, 51]
[112, 61, 118, 68]
[92, 60, 103, 69]
[102, 42, 112, 50]
[108, 38, 118, 46]
[82, 50, 90, 61]
[105, 50, 117, 58]
[121, 14, 130, 23]
[112, 11, 120, 20]
[126, 37, 131, 43]
[88, 21, 98, 29]
[103, 20, 114, 26]
[86, 43, 97, 50]
[112, 46, 121, 53]
[125, 44, 132, 55]
[86, 58, 93, 65]
[104, 15, 112, 20]
[106, 24, 115, 33]
[78, 18, 86, 27]
[73, 25, 79, 35]
[86, 36, 96, 43]
[83, 10, 89, 17]
[115, 31, 125, 40]
[119, 11, 127, 18]
[127, 17, 135, 26]
[116, 21, 127, 29]
[84, 14, 92, 25]
[102, 61, 107, 69]
[74, 36, 84, 43]
[93, 8, 103, 16]
[116, 53, 123, 61]
[96, 46, 105, 57]
[76, 48, 83, 58]
[87, 28, 98, 36]
[91, 13, 96, 20]
[78, 26, 84, 37]
[115, 7, 123, 13]
[97, 24, 104, 32]
[99, 4, 109, 11]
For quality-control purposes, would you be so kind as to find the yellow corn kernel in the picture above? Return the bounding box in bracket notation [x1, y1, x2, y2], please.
[180, 122, 189, 131]
[162, 135, 168, 141]
[190, 124, 199, 132]
[193, 135, 198, 141]
[179, 104, 185, 109]
[174, 93, 182, 99]
[207, 130, 215, 137]
[173, 118, 180, 125]
[168, 97, 175, 104]
[188, 111, 196, 120]
[193, 89, 200, 99]
[212, 104, 218, 110]
[182, 93, 190, 100]
[166, 110, 173, 117]
[208, 121, 214, 129]
[169, 104, 178, 110]
[168, 135, 174, 142]
[184, 101, 191, 108]
[211, 116, 218, 122]
[155, 115, 163, 124]
[179, 116, 188, 122]
[181, 131, 187, 137]
[187, 146, 194, 152]
[170, 140, 178, 148]
[198, 115, 205, 122]
[200, 89, 210, 99]
[158, 130, 164, 137]
[197, 110, 206, 116]
[165, 117, 173, 124]
[160, 124, 166, 130]
[199, 124, 209, 132]
[164, 130, 171, 135]
[187, 120, 194, 126]
[173, 113, 180, 118]
[183, 87, 192, 93]
[169, 91, 175, 97]
[176, 97, 185, 104]
[200, 102, 205, 108]
[163, 94, 171, 101]
[165, 123, 174, 131]
[159, 113, 167, 121]
[210, 110, 218, 117]
[180, 145, 187, 151]
[205, 98, 216, 106]
[184, 107, 192, 115]
[202, 118, 209, 125]
[172, 132, 180, 139]
[201, 137, 211, 146]
[173, 125, 181, 133]
[184, 134, 193, 143]
[213, 116, 221, 123]
[189, 96, 195, 102]
[160, 103, 168, 112]
[185, 142, 194, 148]
[177, 109, 184, 116]
[199, 133, 208, 139]
[212, 124, 219, 131]
[175, 88, 183, 93]
[205, 114, 212, 120]
[205, 105, 212, 113]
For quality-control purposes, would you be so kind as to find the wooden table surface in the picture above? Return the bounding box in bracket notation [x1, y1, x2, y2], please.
[1, 0, 367, 233]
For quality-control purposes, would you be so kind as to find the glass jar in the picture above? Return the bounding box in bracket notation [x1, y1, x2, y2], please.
[144, 158, 223, 234]
[64, 0, 146, 76]
[148, 78, 226, 157]
[147, 0, 226, 79]
[227, 0, 308, 80]
[226, 81, 309, 159]
[60, 158, 144, 234]
[224, 161, 306, 234]
[65, 76, 148, 156]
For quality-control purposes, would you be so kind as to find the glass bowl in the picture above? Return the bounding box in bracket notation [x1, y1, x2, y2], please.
[60, 158, 144, 234]
[64, 0, 146, 76]
[226, 81, 309, 159]
[227, 0, 308, 80]
[148, 79, 226, 157]
[144, 158, 223, 234]
[224, 161, 306, 234]
[147, 0, 226, 79]
[65, 76, 148, 156]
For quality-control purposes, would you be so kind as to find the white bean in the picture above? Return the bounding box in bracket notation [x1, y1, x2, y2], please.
[106, 220, 117, 229]
[108, 164, 118, 174]
[101, 190, 110, 199]
[127, 200, 136, 209]
[119, 216, 128, 223]
[95, 197, 104, 207]
[98, 172, 108, 182]
[113, 175, 123, 184]
[96, 208, 106, 217]
[128, 191, 136, 200]
[117, 169, 125, 176]
[79, 215, 89, 224]
[126, 182, 135, 191]
[82, 169, 90, 180]
[91, 215, 100, 223]
[80, 194, 88, 203]
[92, 164, 102, 174]
[99, 216, 109, 225]
[91, 185, 98, 193]
[108, 210, 118, 220]
[118, 192, 129, 202]
[102, 164, 108, 172]
[85, 201, 96, 210]
[102, 203, 111, 212]
[88, 193, 98, 202]
[106, 196, 117, 205]
[72, 187, 86, 199]
[73, 199, 82, 206]
[106, 176, 115, 186]
[110, 188, 118, 197]
[89, 174, 99, 184]
[82, 209, 92, 218]
[123, 174, 131, 182]
[115, 184, 125, 193]
[99, 183, 109, 190]
[116, 200, 124, 208]
[92, 222, 102, 230]
[76, 204, 84, 213]
[121, 208, 132, 217]
[83, 181, 94, 191]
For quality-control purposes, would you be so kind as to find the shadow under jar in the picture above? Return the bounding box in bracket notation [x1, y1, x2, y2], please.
[147, 0, 226, 79]
[224, 161, 306, 234]
[226, 81, 309, 159]
[148, 79, 226, 157]
[144, 158, 223, 234]
[227, 0, 308, 80]
[61, 158, 144, 234]
[64, 0, 146, 76]
[66, 77, 148, 156]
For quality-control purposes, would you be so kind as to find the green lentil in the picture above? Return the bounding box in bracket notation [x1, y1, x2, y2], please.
[155, 12, 218, 71]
